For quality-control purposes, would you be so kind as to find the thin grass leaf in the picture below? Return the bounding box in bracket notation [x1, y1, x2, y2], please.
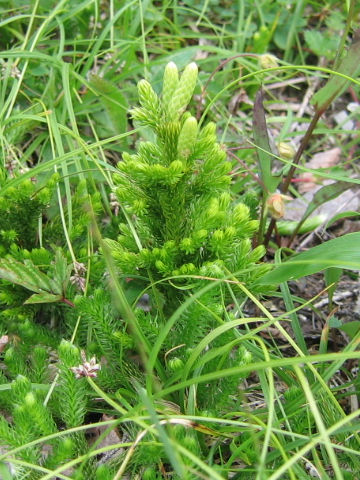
[312, 30, 360, 113]
[288, 181, 355, 241]
[253, 88, 281, 194]
[302, 181, 354, 222]
[324, 267, 343, 311]
[155, 351, 360, 400]
[279, 279, 308, 354]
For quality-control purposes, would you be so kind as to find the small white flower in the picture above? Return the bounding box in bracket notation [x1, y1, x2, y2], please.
[70, 261, 87, 292]
[109, 192, 120, 216]
[71, 356, 100, 379]
[1, 61, 21, 79]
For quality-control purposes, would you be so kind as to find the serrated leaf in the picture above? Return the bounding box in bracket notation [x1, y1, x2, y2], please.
[304, 30, 325, 54]
[51, 249, 70, 294]
[253, 89, 281, 193]
[258, 232, 360, 284]
[25, 292, 63, 304]
[0, 257, 51, 293]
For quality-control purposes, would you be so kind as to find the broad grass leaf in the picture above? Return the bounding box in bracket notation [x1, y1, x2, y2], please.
[258, 232, 360, 284]
[25, 293, 63, 304]
[89, 75, 128, 135]
[0, 256, 66, 302]
[302, 181, 353, 221]
[325, 211, 360, 229]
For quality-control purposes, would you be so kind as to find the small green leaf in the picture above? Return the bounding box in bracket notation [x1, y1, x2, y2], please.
[258, 232, 360, 284]
[329, 316, 342, 328]
[337, 321, 360, 340]
[304, 30, 339, 60]
[25, 292, 63, 304]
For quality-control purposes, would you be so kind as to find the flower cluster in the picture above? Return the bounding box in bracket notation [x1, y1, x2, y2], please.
[70, 355, 100, 379]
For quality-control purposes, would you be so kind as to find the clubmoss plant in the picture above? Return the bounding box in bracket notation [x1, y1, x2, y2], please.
[104, 62, 268, 411]
[0, 341, 94, 478]
[107, 61, 266, 308]
[0, 171, 58, 255]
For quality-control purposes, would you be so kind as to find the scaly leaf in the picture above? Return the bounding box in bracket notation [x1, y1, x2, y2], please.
[0, 462, 13, 480]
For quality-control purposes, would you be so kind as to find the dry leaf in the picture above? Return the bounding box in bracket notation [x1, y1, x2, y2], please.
[298, 147, 341, 193]
[95, 414, 121, 448]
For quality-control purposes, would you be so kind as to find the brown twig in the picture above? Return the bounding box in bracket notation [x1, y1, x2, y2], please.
[264, 109, 324, 248]
[61, 297, 75, 308]
[196, 54, 259, 120]
[227, 149, 266, 189]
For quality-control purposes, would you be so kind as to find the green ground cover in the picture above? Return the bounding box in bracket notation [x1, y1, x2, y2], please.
[0, 1, 359, 478]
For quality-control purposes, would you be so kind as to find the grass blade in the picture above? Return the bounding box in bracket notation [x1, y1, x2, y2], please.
[258, 232, 360, 284]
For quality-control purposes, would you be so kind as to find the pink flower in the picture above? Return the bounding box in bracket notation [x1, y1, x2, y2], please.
[70, 356, 100, 379]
